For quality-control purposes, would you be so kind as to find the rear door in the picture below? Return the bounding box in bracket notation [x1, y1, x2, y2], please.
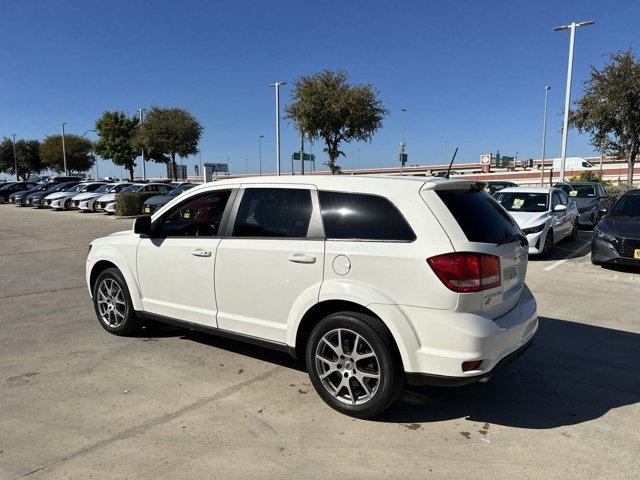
[215, 185, 324, 343]
[426, 184, 529, 319]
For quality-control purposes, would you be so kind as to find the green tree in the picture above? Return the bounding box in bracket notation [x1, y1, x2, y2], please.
[0, 137, 43, 180]
[132, 107, 203, 180]
[570, 49, 640, 184]
[94, 111, 140, 180]
[40, 134, 94, 173]
[285, 70, 388, 174]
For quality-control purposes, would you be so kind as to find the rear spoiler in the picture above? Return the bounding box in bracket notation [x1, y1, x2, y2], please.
[420, 178, 487, 192]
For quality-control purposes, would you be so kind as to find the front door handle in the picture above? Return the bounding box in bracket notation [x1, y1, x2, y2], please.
[191, 248, 212, 257]
[288, 253, 316, 264]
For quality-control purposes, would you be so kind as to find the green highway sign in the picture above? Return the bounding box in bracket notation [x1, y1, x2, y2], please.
[292, 152, 315, 161]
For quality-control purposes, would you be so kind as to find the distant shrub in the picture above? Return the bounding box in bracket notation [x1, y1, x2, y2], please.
[115, 192, 157, 216]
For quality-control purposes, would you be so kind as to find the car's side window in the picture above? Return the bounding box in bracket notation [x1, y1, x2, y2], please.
[559, 191, 569, 205]
[157, 189, 232, 237]
[551, 192, 562, 209]
[232, 188, 313, 238]
[319, 191, 416, 241]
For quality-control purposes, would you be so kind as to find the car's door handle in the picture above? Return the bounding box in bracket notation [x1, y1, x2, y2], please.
[288, 254, 316, 264]
[191, 248, 212, 257]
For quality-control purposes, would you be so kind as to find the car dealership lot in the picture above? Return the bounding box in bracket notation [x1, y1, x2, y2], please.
[1, 207, 639, 480]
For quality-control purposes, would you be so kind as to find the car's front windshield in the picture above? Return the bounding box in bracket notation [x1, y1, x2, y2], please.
[611, 195, 640, 217]
[568, 185, 596, 198]
[494, 192, 549, 212]
[67, 184, 84, 193]
[171, 184, 195, 196]
[120, 184, 142, 193]
[95, 184, 113, 193]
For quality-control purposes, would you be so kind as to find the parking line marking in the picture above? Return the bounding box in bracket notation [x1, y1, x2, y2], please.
[543, 244, 592, 271]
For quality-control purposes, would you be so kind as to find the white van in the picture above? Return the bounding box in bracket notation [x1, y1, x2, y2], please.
[552, 157, 595, 170]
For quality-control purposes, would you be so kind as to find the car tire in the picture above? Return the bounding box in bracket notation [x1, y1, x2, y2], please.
[64, 199, 71, 210]
[305, 311, 404, 419]
[92, 267, 138, 336]
[591, 254, 602, 266]
[540, 229, 553, 258]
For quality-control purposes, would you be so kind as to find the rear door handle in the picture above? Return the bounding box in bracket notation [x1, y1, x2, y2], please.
[191, 248, 212, 257]
[288, 254, 316, 264]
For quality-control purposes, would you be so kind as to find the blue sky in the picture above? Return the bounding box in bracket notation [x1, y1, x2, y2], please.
[1, 0, 639, 178]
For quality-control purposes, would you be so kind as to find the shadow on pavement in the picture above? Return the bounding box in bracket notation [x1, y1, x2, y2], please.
[138, 316, 640, 429]
[382, 316, 640, 428]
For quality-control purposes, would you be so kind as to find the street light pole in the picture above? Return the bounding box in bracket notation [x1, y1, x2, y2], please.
[258, 135, 264, 176]
[269, 81, 286, 175]
[541, 85, 551, 186]
[554, 20, 595, 182]
[12, 134, 18, 180]
[400, 108, 407, 176]
[138, 108, 147, 180]
[60, 122, 67, 175]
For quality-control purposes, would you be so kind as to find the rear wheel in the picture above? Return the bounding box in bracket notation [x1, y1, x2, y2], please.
[305, 311, 403, 419]
[568, 220, 578, 241]
[540, 229, 553, 258]
[92, 268, 138, 336]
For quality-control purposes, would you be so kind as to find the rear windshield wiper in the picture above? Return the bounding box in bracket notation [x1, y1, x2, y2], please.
[497, 233, 528, 246]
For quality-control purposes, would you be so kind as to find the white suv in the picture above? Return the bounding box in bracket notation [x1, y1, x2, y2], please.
[86, 176, 538, 418]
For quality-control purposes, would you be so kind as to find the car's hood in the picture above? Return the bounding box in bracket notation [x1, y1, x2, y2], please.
[144, 194, 173, 206]
[96, 193, 116, 202]
[27, 190, 50, 199]
[508, 211, 550, 229]
[44, 191, 71, 200]
[108, 230, 132, 237]
[598, 215, 640, 239]
[72, 192, 101, 201]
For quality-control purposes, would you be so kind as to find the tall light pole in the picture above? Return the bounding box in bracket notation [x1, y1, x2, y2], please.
[258, 135, 264, 176]
[400, 108, 407, 175]
[60, 122, 68, 175]
[540, 85, 551, 186]
[11, 134, 18, 180]
[554, 20, 595, 182]
[269, 81, 286, 175]
[138, 108, 147, 180]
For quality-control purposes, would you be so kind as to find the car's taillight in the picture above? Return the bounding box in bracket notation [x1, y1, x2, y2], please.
[427, 252, 501, 293]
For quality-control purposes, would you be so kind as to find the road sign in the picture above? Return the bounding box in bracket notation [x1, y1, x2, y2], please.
[203, 162, 229, 173]
[399, 153, 408, 165]
[292, 152, 315, 161]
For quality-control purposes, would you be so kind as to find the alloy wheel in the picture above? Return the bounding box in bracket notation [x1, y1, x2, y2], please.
[96, 278, 127, 328]
[315, 328, 380, 405]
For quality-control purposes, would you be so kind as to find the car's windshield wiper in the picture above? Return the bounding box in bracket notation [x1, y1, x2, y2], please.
[497, 233, 528, 246]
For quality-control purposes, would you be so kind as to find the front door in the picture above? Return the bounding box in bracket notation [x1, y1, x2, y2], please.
[136, 189, 234, 326]
[215, 185, 324, 343]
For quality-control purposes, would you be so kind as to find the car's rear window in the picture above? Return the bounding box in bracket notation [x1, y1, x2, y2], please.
[436, 188, 521, 244]
[319, 191, 415, 241]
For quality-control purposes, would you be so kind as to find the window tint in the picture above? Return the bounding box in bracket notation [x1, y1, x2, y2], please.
[319, 191, 415, 241]
[437, 188, 521, 244]
[233, 188, 312, 238]
[159, 190, 231, 237]
[552, 193, 562, 209]
[558, 191, 569, 205]
[85, 184, 105, 192]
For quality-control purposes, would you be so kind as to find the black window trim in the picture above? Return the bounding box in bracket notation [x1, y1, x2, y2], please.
[318, 189, 417, 243]
[149, 187, 238, 239]
[223, 185, 324, 240]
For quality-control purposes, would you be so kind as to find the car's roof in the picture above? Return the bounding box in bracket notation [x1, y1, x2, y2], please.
[497, 186, 555, 194]
[622, 189, 640, 196]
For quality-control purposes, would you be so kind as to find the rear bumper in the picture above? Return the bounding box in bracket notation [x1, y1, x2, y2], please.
[371, 284, 538, 381]
[407, 332, 536, 386]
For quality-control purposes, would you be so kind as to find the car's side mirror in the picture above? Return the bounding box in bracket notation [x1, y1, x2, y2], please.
[599, 207, 607, 214]
[133, 216, 152, 236]
[553, 204, 567, 212]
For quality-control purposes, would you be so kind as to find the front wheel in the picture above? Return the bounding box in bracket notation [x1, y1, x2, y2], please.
[305, 311, 403, 419]
[92, 268, 138, 336]
[568, 220, 578, 241]
[540, 229, 553, 258]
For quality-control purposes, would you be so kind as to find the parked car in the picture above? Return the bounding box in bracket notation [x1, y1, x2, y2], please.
[95, 183, 174, 214]
[591, 189, 640, 266]
[45, 175, 85, 184]
[483, 180, 519, 195]
[0, 181, 39, 203]
[10, 183, 58, 206]
[86, 176, 538, 418]
[142, 183, 197, 215]
[553, 181, 609, 228]
[26, 181, 81, 208]
[44, 182, 108, 210]
[494, 187, 579, 257]
[74, 183, 132, 212]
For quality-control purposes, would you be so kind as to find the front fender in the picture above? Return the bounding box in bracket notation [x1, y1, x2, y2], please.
[86, 245, 143, 311]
